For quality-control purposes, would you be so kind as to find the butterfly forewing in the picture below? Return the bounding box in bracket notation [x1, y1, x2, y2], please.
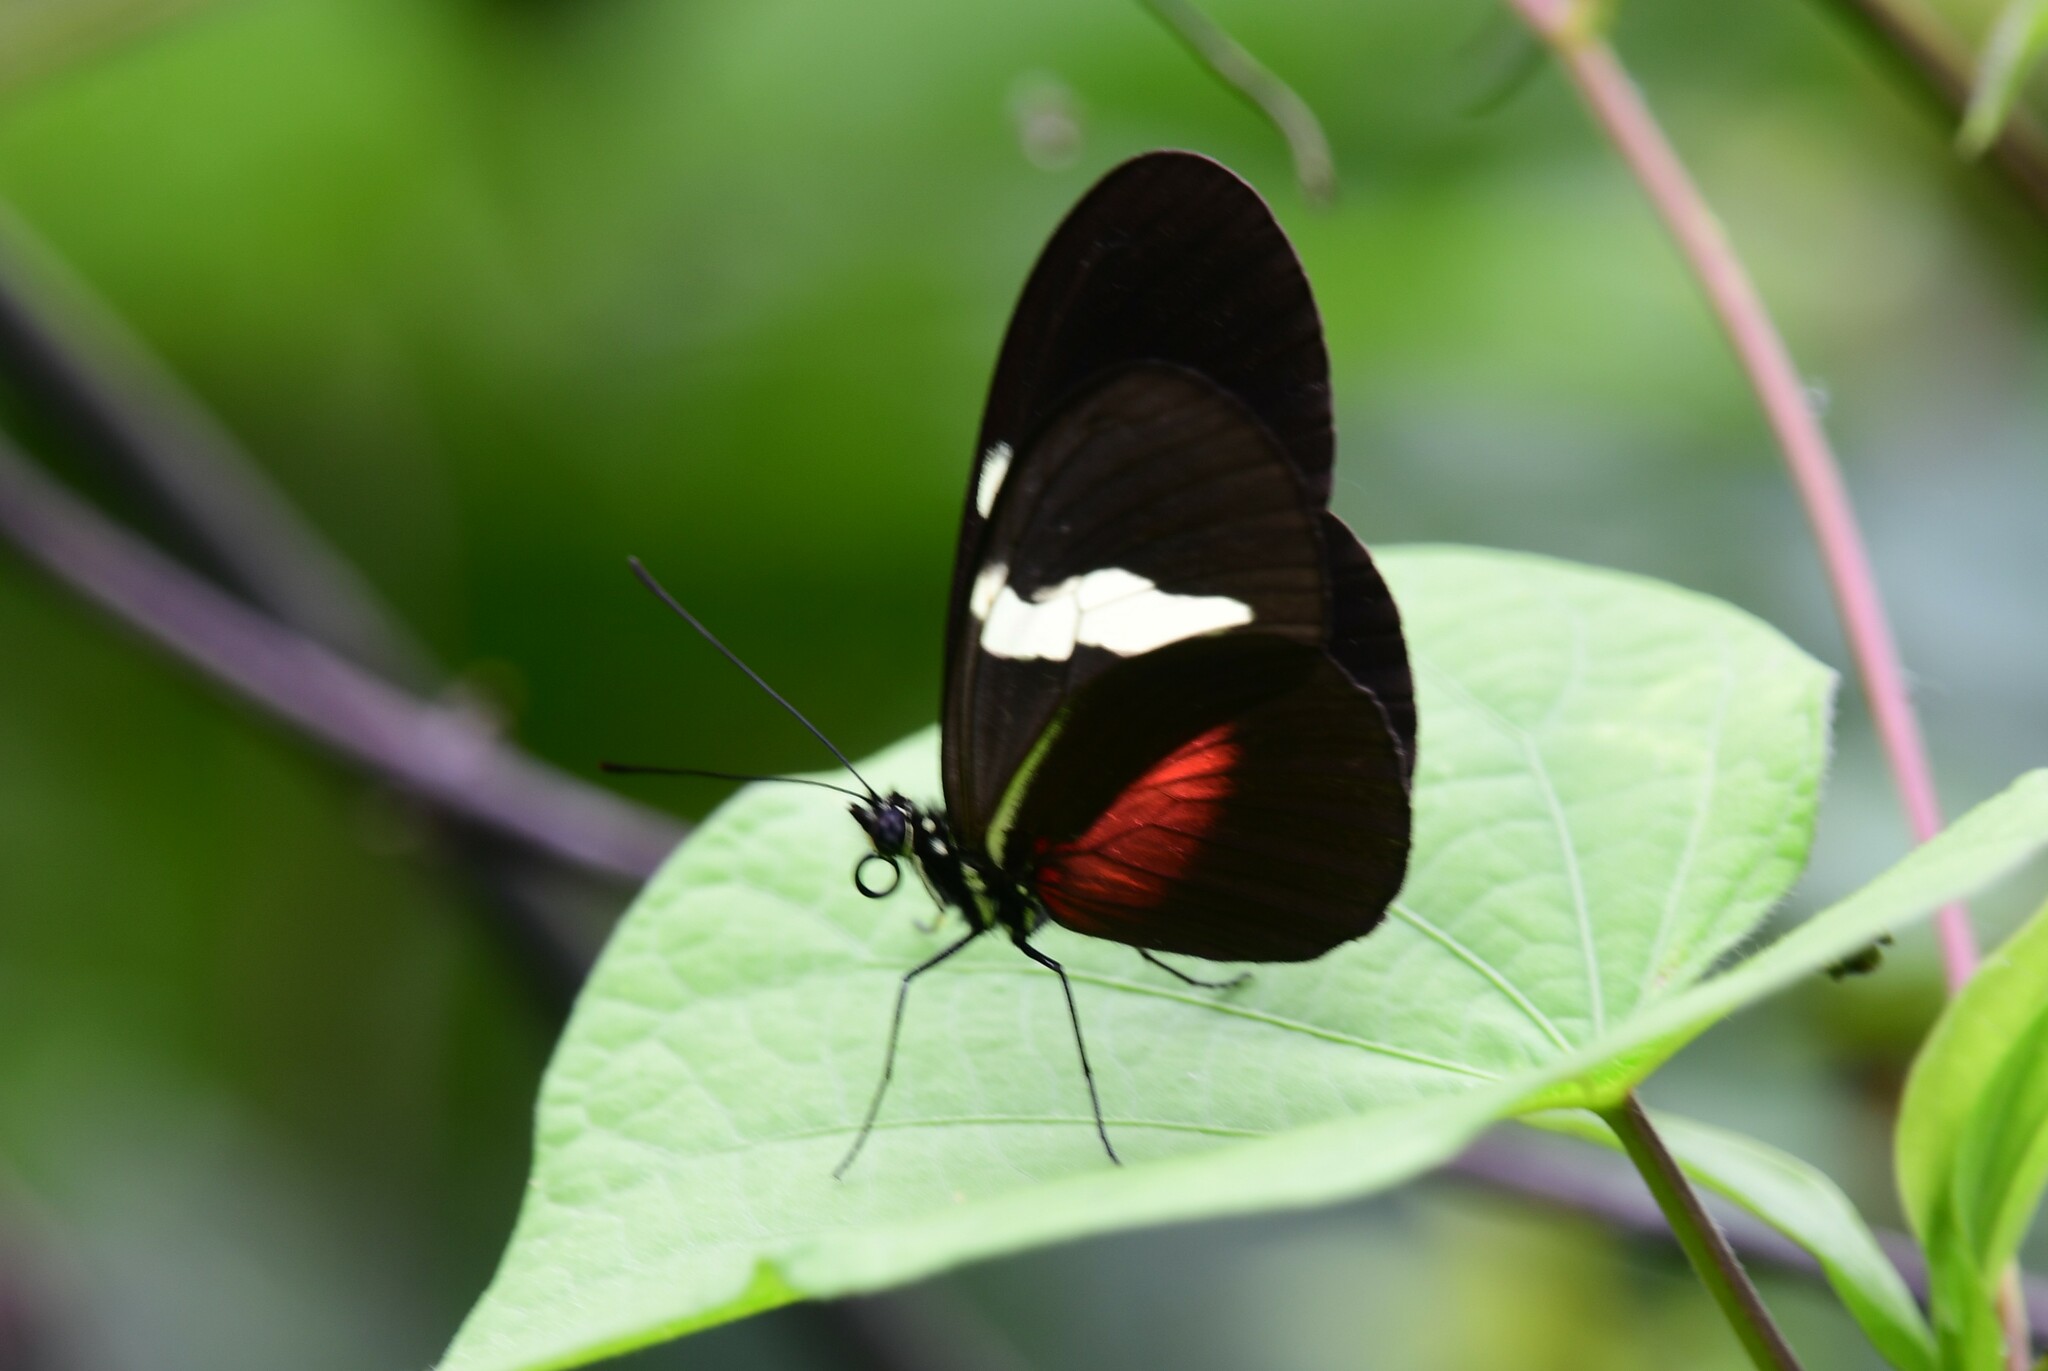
[973, 153, 1334, 495]
[944, 155, 1345, 807]
[942, 363, 1328, 836]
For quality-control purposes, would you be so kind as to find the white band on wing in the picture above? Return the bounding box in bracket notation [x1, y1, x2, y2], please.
[974, 442, 1013, 518]
[974, 564, 1251, 661]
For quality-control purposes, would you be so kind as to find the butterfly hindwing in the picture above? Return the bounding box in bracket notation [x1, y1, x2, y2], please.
[998, 634, 1409, 962]
[1322, 512, 1416, 779]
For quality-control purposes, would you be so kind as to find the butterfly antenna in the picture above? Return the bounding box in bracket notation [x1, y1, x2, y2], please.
[600, 762, 869, 801]
[626, 557, 880, 799]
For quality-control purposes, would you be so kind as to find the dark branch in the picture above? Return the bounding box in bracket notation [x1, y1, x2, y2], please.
[0, 205, 434, 678]
[0, 432, 684, 882]
[0, 172, 1041, 1371]
[0, 203, 642, 1013]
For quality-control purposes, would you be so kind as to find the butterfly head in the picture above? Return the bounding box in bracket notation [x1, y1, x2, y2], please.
[849, 791, 917, 897]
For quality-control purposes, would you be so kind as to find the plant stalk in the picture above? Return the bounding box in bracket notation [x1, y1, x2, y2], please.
[0, 432, 684, 882]
[1502, 0, 1980, 988]
[1138, 0, 1336, 203]
[1503, 3, 2025, 1360]
[0, 203, 434, 680]
[1600, 1096, 1804, 1371]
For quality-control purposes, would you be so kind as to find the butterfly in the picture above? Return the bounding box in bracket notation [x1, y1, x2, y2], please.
[616, 150, 1415, 1175]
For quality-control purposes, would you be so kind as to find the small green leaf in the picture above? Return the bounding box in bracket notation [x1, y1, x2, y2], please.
[443, 547, 2048, 1371]
[1960, 0, 2048, 157]
[1535, 1111, 1937, 1371]
[1898, 896, 2048, 1368]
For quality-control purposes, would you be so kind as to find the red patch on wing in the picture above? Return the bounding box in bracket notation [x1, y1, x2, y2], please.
[1032, 723, 1239, 932]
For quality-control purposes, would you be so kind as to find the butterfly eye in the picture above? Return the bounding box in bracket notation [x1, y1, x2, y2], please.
[853, 852, 901, 899]
[849, 798, 909, 854]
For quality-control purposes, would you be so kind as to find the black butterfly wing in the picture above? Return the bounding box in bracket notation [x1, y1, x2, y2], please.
[1002, 634, 1409, 962]
[1323, 512, 1416, 779]
[942, 363, 1329, 838]
[971, 150, 1334, 497]
[938, 149, 1417, 958]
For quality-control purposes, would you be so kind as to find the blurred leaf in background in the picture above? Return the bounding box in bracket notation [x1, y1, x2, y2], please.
[1960, 0, 2048, 155]
[0, 0, 226, 95]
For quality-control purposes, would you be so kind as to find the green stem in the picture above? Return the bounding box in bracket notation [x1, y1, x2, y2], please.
[1599, 1096, 1804, 1371]
[1136, 0, 1336, 204]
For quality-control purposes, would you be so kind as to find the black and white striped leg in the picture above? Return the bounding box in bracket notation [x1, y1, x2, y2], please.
[1138, 947, 1249, 990]
[835, 930, 982, 1179]
[1014, 936, 1121, 1166]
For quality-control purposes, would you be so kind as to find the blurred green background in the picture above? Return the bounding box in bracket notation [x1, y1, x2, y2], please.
[0, 0, 2043, 1367]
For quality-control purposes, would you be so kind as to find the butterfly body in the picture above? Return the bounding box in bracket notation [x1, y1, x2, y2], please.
[853, 791, 1045, 944]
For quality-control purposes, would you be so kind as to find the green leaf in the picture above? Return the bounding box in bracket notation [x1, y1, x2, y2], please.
[1898, 896, 2048, 1369]
[1534, 1111, 1937, 1371]
[1960, 0, 2048, 157]
[443, 546, 2048, 1371]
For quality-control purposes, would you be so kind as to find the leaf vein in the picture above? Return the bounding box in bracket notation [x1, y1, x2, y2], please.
[1390, 900, 1572, 1053]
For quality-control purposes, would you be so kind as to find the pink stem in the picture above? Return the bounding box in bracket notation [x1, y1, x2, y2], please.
[1506, 0, 1979, 990]
[1507, 2, 2017, 1362]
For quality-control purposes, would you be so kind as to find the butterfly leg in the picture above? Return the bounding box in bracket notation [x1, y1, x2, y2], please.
[1013, 936, 1121, 1166]
[907, 858, 951, 935]
[835, 930, 982, 1179]
[1137, 948, 1249, 991]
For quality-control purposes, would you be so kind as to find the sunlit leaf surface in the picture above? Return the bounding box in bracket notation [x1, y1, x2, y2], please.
[443, 546, 2048, 1371]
